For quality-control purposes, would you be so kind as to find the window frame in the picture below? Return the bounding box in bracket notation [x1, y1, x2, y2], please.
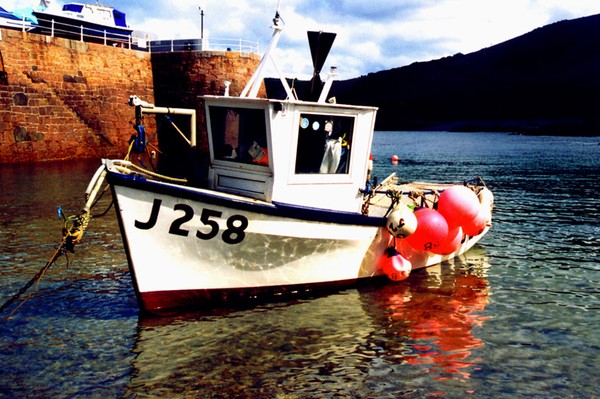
[288, 110, 358, 185]
[207, 104, 271, 172]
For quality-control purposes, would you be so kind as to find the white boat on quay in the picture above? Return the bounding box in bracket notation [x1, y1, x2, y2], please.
[0, 6, 35, 31]
[32, 0, 133, 44]
[81, 8, 493, 315]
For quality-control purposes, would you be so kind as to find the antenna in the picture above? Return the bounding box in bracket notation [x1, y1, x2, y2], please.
[240, 2, 294, 99]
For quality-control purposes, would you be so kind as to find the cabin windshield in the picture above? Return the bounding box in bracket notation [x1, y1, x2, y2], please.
[209, 106, 269, 167]
[294, 113, 354, 174]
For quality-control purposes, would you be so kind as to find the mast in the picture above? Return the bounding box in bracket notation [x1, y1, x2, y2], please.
[240, 4, 294, 99]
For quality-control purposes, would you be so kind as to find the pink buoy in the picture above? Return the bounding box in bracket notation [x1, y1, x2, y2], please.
[437, 185, 481, 230]
[462, 206, 488, 236]
[432, 226, 463, 255]
[391, 155, 399, 165]
[404, 208, 449, 252]
[379, 247, 411, 281]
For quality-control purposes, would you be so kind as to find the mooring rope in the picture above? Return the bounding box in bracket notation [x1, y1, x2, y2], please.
[0, 205, 96, 319]
[0, 163, 109, 319]
[0, 239, 67, 319]
[111, 160, 188, 184]
[0, 110, 186, 318]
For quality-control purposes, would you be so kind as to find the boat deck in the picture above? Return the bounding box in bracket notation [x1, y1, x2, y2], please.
[365, 175, 455, 218]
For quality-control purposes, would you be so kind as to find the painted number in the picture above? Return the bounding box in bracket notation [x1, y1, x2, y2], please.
[169, 204, 194, 236]
[134, 198, 248, 245]
[222, 215, 248, 245]
[196, 209, 222, 240]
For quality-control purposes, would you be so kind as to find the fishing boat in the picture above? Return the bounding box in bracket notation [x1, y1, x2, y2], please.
[80, 9, 493, 315]
[32, 1, 132, 44]
[0, 6, 35, 31]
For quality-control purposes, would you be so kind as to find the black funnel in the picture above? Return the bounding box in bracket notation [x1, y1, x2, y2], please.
[307, 31, 336, 101]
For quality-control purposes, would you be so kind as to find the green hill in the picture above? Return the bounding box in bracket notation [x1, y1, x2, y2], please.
[269, 13, 600, 135]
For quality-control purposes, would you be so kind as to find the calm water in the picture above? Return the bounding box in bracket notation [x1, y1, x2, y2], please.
[1, 132, 599, 398]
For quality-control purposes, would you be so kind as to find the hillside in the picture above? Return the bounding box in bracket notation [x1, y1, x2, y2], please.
[270, 13, 600, 134]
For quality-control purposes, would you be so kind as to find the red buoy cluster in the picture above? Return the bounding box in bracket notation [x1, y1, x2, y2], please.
[381, 185, 493, 281]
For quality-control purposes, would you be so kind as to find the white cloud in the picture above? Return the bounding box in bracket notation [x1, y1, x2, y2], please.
[4, 0, 38, 14]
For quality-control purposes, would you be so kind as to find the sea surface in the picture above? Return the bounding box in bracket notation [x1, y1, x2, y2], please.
[0, 132, 598, 398]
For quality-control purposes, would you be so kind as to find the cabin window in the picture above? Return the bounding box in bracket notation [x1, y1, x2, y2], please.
[63, 4, 84, 12]
[209, 106, 269, 167]
[294, 113, 354, 174]
[113, 10, 127, 27]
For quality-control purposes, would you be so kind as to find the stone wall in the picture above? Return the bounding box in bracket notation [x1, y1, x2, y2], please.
[0, 29, 155, 163]
[151, 50, 263, 154]
[0, 29, 261, 164]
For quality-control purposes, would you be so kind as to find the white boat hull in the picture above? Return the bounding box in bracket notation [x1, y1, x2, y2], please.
[107, 168, 488, 313]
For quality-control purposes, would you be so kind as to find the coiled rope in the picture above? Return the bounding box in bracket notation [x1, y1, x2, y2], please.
[110, 159, 188, 184]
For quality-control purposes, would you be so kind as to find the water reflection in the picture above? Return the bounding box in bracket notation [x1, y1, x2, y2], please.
[364, 247, 490, 384]
[126, 247, 490, 398]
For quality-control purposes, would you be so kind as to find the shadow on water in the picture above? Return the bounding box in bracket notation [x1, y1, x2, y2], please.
[125, 247, 491, 398]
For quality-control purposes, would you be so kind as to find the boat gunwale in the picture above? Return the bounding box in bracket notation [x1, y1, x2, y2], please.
[105, 167, 386, 227]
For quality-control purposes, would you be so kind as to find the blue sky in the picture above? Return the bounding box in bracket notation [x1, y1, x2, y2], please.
[6, 0, 600, 79]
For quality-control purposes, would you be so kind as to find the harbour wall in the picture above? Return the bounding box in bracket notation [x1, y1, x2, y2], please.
[0, 28, 261, 164]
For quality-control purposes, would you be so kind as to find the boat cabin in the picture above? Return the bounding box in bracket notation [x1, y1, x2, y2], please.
[204, 96, 377, 213]
[61, 3, 128, 28]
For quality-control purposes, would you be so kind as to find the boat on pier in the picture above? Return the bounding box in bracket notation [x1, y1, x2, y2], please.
[32, 1, 133, 44]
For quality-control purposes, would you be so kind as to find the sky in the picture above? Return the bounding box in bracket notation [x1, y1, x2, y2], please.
[6, 0, 600, 80]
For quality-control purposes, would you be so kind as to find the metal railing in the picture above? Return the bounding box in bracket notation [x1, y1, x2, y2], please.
[148, 38, 259, 54]
[33, 15, 135, 48]
[0, 14, 35, 32]
[17, 14, 259, 54]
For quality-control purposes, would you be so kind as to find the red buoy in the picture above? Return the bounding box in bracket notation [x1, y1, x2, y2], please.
[437, 185, 481, 230]
[404, 208, 449, 252]
[432, 226, 463, 255]
[462, 206, 487, 236]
